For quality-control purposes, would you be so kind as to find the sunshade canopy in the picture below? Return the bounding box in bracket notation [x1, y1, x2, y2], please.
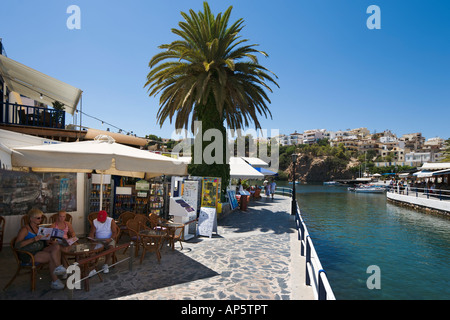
[171, 156, 265, 180]
[241, 157, 269, 167]
[253, 166, 278, 176]
[11, 135, 187, 177]
[229, 157, 264, 180]
[0, 55, 82, 115]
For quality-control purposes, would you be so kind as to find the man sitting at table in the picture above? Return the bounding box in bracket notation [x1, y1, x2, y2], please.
[88, 210, 118, 274]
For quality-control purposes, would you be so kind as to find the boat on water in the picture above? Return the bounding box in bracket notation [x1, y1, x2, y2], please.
[354, 186, 386, 193]
[324, 181, 340, 185]
[349, 184, 386, 193]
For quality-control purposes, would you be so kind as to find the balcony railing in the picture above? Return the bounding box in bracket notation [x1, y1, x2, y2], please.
[0, 101, 65, 129]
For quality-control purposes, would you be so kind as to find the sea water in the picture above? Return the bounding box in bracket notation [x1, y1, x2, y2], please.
[279, 182, 450, 300]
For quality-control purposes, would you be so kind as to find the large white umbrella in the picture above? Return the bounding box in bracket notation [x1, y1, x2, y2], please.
[11, 135, 188, 209]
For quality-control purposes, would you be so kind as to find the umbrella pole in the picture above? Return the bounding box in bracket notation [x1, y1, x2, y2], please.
[100, 173, 103, 211]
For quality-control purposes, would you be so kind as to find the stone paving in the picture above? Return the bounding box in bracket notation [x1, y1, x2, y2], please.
[0, 195, 314, 300]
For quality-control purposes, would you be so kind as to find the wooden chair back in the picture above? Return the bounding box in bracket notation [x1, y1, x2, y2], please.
[49, 213, 73, 224]
[167, 225, 185, 250]
[88, 212, 99, 227]
[133, 214, 150, 229]
[126, 219, 142, 257]
[140, 234, 162, 264]
[0, 216, 5, 251]
[118, 211, 135, 226]
[148, 213, 159, 229]
[21, 214, 47, 227]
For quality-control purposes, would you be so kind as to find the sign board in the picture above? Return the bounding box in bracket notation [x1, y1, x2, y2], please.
[197, 207, 217, 238]
[183, 180, 201, 213]
[92, 174, 111, 184]
[116, 186, 132, 195]
[227, 190, 239, 210]
[135, 180, 150, 191]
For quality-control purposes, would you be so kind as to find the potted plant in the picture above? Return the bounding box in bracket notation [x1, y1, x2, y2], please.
[51, 101, 65, 128]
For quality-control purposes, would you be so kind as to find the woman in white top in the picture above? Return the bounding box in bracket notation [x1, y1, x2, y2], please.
[88, 210, 118, 273]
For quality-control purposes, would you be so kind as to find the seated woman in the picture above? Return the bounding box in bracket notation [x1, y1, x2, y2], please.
[15, 208, 67, 290]
[50, 210, 77, 258]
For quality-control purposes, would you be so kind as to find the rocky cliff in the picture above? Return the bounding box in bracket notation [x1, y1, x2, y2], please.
[289, 154, 356, 182]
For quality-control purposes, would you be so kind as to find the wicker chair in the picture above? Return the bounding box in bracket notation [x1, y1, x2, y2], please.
[88, 212, 99, 227]
[140, 234, 162, 264]
[49, 213, 73, 224]
[117, 211, 135, 240]
[3, 237, 47, 292]
[0, 216, 4, 252]
[21, 214, 47, 227]
[133, 214, 151, 229]
[124, 220, 144, 257]
[166, 225, 185, 251]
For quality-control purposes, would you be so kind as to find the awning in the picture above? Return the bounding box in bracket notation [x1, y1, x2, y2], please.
[229, 157, 265, 180]
[0, 55, 82, 115]
[241, 157, 269, 167]
[419, 162, 450, 171]
[432, 169, 450, 176]
[413, 171, 433, 178]
[253, 166, 278, 176]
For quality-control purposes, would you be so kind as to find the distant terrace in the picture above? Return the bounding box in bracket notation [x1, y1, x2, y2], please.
[0, 102, 65, 129]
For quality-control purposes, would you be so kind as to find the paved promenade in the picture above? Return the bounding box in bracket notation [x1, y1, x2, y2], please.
[0, 195, 314, 300]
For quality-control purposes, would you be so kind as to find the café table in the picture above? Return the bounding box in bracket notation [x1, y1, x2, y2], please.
[62, 240, 104, 291]
[158, 222, 187, 250]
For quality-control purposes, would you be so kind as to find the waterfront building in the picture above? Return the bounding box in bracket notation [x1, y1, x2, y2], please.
[400, 133, 425, 152]
[303, 129, 325, 145]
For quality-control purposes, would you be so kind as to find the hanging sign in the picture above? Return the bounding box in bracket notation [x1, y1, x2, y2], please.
[136, 180, 150, 191]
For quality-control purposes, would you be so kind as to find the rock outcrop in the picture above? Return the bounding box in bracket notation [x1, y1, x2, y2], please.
[289, 153, 355, 182]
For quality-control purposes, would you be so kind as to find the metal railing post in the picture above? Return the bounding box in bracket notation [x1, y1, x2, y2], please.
[318, 269, 327, 300]
[128, 242, 134, 271]
[305, 236, 311, 286]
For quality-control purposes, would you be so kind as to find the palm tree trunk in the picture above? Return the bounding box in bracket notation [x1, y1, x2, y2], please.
[188, 101, 230, 199]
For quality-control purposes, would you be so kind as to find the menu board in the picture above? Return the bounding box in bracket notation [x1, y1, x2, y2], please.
[182, 180, 200, 213]
[227, 190, 239, 210]
[197, 207, 217, 238]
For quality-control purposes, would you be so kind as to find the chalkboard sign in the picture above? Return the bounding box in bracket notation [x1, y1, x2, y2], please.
[227, 190, 239, 210]
[197, 207, 217, 238]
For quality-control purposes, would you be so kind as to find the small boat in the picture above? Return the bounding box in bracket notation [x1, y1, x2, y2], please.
[324, 181, 339, 185]
[354, 185, 386, 193]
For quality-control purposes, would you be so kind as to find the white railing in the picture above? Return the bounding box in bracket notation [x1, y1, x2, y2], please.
[387, 185, 450, 201]
[294, 203, 336, 300]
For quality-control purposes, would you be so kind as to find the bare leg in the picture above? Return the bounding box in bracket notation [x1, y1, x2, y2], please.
[34, 251, 58, 282]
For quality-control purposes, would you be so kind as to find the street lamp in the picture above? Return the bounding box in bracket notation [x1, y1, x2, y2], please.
[291, 153, 298, 215]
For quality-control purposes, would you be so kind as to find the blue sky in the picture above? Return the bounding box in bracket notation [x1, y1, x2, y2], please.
[1, 0, 449, 140]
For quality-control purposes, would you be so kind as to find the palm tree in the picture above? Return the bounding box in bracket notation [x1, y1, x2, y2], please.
[145, 2, 278, 191]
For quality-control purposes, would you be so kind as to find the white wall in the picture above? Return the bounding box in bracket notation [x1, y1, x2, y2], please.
[0, 129, 87, 247]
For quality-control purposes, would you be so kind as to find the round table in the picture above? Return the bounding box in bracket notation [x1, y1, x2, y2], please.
[62, 241, 104, 291]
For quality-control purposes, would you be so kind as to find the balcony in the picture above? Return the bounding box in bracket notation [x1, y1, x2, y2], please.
[0, 102, 65, 129]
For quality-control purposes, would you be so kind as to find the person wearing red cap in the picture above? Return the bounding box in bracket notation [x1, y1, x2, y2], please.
[88, 210, 118, 274]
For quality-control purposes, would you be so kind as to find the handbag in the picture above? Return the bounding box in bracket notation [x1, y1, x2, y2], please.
[15, 239, 45, 263]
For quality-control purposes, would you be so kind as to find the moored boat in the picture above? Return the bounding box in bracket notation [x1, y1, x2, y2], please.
[354, 185, 386, 193]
